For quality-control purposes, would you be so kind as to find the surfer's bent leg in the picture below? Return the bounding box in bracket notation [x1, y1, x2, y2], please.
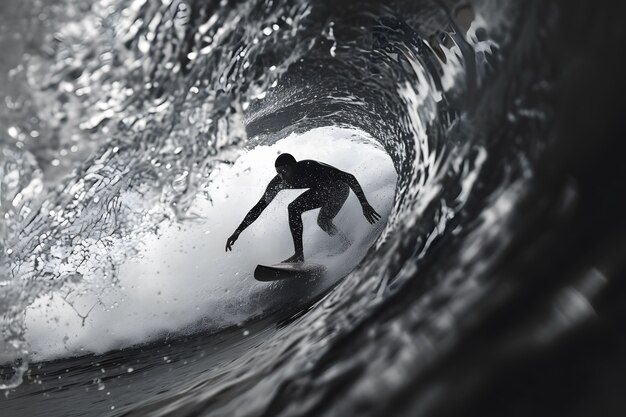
[317, 183, 350, 236]
[286, 189, 324, 262]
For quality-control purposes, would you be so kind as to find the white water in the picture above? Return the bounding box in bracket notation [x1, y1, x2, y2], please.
[23, 127, 397, 361]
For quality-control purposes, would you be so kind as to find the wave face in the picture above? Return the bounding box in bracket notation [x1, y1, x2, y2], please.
[2, 0, 626, 416]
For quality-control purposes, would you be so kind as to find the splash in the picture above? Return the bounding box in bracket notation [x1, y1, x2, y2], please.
[23, 126, 396, 360]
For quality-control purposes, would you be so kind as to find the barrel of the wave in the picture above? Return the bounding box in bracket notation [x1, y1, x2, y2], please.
[20, 127, 396, 362]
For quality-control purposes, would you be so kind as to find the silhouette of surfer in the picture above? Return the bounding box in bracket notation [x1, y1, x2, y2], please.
[225, 153, 381, 263]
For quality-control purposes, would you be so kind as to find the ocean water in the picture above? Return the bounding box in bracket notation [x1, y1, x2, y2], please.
[2, 0, 626, 416]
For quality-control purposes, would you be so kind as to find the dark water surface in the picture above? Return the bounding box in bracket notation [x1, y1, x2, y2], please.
[2, 0, 626, 416]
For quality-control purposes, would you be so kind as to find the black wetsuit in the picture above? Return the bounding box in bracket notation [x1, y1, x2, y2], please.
[232, 160, 374, 261]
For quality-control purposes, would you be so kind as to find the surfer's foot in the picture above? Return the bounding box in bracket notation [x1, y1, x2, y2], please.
[337, 233, 351, 252]
[327, 233, 351, 256]
[319, 220, 339, 236]
[282, 253, 304, 263]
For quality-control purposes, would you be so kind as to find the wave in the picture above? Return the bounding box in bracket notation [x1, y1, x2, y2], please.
[0, 0, 506, 392]
[2, 0, 623, 416]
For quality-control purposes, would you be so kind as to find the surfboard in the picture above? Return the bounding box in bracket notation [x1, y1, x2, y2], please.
[254, 262, 326, 282]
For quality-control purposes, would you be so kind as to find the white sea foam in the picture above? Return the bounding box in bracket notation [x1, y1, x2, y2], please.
[23, 127, 397, 361]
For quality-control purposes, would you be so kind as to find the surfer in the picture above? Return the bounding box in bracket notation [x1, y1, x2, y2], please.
[225, 153, 381, 263]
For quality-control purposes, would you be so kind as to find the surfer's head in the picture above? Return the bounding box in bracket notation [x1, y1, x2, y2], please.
[275, 153, 297, 181]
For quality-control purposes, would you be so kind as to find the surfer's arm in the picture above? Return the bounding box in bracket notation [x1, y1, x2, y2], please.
[336, 170, 382, 224]
[337, 171, 369, 206]
[226, 176, 283, 251]
[235, 176, 282, 234]
[313, 161, 372, 207]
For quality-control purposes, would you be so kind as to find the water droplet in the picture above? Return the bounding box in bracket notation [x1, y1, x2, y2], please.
[7, 126, 19, 138]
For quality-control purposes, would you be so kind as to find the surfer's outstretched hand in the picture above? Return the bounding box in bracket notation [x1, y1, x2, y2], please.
[362, 203, 381, 224]
[225, 231, 240, 251]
